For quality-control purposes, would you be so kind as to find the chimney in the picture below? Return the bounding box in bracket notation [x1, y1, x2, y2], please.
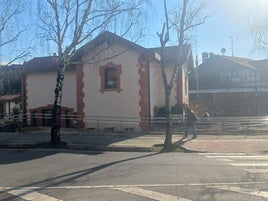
[202, 52, 209, 62]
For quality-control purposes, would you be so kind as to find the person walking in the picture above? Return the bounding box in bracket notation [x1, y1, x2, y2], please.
[183, 107, 198, 139]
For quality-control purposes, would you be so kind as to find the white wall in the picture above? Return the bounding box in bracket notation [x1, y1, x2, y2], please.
[149, 61, 178, 117]
[26, 71, 77, 111]
[181, 64, 189, 105]
[82, 43, 141, 121]
[149, 61, 164, 116]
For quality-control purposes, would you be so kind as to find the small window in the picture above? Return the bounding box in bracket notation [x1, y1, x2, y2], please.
[105, 67, 118, 89]
[99, 62, 122, 93]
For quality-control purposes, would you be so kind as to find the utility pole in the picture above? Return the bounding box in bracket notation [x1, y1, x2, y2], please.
[230, 36, 234, 57]
[254, 70, 258, 115]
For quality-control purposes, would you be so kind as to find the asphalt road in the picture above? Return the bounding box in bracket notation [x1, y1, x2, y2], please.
[0, 149, 268, 201]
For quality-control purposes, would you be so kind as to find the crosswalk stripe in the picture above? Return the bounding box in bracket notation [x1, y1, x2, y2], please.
[8, 189, 62, 201]
[207, 185, 268, 198]
[199, 153, 248, 156]
[229, 163, 268, 167]
[113, 186, 192, 201]
[200, 153, 268, 175]
[217, 159, 233, 162]
[206, 155, 268, 159]
[244, 169, 268, 173]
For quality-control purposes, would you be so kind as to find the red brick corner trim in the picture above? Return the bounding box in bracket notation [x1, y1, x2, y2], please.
[76, 63, 85, 128]
[21, 74, 28, 115]
[138, 57, 150, 131]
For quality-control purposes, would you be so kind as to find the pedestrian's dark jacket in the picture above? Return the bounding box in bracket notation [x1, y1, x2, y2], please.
[186, 110, 198, 125]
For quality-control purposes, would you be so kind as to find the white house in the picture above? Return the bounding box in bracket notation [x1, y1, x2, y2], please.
[22, 31, 193, 131]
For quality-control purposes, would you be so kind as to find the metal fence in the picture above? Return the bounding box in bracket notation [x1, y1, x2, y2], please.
[148, 116, 268, 135]
[195, 116, 268, 135]
[1, 113, 268, 135]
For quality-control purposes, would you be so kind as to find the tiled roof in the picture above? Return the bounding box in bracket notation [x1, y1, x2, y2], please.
[74, 31, 193, 65]
[22, 56, 76, 73]
[223, 56, 255, 69]
[149, 45, 193, 67]
[23, 32, 193, 73]
[72, 31, 155, 61]
[199, 55, 257, 70]
[251, 59, 268, 69]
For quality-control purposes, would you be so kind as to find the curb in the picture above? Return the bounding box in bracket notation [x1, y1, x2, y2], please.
[0, 143, 153, 152]
[0, 143, 38, 149]
[67, 143, 152, 152]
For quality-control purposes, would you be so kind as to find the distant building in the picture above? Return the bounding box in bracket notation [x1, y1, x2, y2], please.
[189, 53, 268, 116]
[0, 94, 21, 119]
[0, 64, 22, 95]
[22, 31, 194, 130]
[0, 65, 22, 119]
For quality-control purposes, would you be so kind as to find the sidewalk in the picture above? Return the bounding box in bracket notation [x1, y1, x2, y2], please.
[0, 131, 268, 153]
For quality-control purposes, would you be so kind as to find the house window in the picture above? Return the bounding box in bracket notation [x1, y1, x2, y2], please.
[105, 67, 118, 89]
[100, 62, 122, 93]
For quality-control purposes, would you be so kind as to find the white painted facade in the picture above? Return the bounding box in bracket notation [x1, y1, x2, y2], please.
[149, 60, 184, 117]
[23, 32, 192, 130]
[181, 64, 189, 105]
[83, 43, 141, 119]
[26, 71, 77, 111]
[149, 60, 164, 117]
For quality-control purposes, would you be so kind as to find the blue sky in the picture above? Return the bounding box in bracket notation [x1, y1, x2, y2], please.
[147, 0, 268, 61]
[0, 0, 267, 64]
[194, 0, 268, 60]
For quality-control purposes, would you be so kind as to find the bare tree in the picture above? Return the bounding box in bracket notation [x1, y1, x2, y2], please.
[157, 0, 208, 148]
[0, 0, 30, 65]
[248, 6, 268, 57]
[38, 0, 148, 145]
[0, 64, 22, 96]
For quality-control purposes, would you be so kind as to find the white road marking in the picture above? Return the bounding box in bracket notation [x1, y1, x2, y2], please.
[187, 181, 268, 186]
[1, 181, 268, 191]
[113, 186, 192, 201]
[208, 185, 268, 198]
[201, 154, 268, 174]
[8, 189, 62, 201]
[217, 159, 233, 162]
[229, 163, 268, 167]
[3, 182, 268, 200]
[206, 155, 268, 159]
[244, 169, 268, 173]
[199, 153, 248, 156]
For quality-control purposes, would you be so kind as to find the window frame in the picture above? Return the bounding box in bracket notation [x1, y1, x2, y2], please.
[99, 62, 122, 93]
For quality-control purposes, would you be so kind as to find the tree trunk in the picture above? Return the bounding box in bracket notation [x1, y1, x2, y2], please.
[50, 61, 65, 146]
[164, 87, 172, 147]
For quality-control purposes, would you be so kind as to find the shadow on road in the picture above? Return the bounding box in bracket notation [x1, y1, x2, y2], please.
[0, 149, 103, 164]
[28, 152, 158, 186]
[3, 152, 160, 198]
[174, 137, 200, 153]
